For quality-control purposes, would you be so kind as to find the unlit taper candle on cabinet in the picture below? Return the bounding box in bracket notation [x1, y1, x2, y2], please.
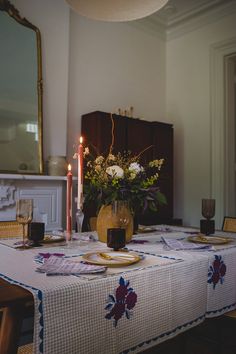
[77, 136, 83, 209]
[66, 164, 72, 235]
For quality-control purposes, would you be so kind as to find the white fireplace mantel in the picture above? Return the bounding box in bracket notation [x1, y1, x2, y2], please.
[0, 173, 68, 181]
[0, 174, 76, 231]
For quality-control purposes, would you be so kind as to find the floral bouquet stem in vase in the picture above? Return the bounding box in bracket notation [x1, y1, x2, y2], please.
[83, 113, 167, 243]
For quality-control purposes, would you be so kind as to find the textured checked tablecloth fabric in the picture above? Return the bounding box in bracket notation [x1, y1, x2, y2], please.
[1, 226, 236, 354]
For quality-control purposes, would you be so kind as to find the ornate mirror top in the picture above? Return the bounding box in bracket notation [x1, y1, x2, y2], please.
[0, 0, 43, 174]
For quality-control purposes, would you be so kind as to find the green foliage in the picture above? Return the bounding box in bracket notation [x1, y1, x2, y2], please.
[83, 149, 167, 214]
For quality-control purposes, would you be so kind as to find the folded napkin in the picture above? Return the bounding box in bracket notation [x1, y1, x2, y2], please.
[51, 230, 97, 242]
[36, 255, 106, 275]
[161, 237, 213, 251]
[34, 253, 65, 263]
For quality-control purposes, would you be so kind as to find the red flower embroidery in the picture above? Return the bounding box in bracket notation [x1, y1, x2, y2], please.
[105, 277, 137, 327]
[208, 255, 226, 289]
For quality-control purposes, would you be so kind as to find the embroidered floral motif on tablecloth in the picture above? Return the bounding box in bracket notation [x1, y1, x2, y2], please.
[105, 276, 137, 327]
[208, 255, 226, 289]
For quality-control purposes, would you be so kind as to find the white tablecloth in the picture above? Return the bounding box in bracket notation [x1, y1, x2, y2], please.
[1, 226, 236, 354]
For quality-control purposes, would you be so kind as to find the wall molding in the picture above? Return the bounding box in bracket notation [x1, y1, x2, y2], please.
[166, 1, 236, 41]
[210, 36, 236, 228]
[134, 1, 236, 41]
[0, 184, 15, 209]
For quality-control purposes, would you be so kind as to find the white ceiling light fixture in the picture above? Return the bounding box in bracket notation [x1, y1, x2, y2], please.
[66, 0, 169, 22]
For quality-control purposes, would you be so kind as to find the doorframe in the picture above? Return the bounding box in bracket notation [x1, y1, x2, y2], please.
[210, 37, 236, 227]
[225, 53, 236, 216]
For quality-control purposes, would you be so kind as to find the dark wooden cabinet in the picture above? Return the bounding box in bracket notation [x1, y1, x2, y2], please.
[81, 111, 177, 225]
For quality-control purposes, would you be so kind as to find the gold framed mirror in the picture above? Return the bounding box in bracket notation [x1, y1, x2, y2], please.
[0, 0, 43, 174]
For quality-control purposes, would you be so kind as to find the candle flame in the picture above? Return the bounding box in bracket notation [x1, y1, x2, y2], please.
[79, 136, 83, 144]
[68, 163, 71, 171]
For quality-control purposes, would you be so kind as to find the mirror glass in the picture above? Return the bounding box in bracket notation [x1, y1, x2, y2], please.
[0, 1, 43, 174]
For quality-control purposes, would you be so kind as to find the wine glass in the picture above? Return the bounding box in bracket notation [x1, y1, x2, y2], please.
[107, 228, 126, 251]
[200, 198, 215, 235]
[202, 199, 215, 219]
[16, 199, 33, 248]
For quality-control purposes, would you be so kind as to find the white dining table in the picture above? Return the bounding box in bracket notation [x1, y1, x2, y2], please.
[0, 225, 236, 354]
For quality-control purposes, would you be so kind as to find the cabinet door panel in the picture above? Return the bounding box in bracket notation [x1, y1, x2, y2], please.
[151, 122, 173, 219]
[151, 122, 173, 175]
[82, 111, 126, 155]
[126, 118, 153, 165]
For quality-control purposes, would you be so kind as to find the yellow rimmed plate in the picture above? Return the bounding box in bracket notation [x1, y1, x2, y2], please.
[42, 234, 65, 243]
[83, 251, 141, 267]
[188, 234, 232, 245]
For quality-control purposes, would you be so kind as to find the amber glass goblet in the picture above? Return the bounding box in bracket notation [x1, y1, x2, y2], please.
[201, 199, 215, 219]
[200, 199, 215, 235]
[111, 200, 131, 229]
[16, 199, 33, 248]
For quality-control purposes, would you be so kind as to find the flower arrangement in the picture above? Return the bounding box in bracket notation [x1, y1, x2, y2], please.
[83, 116, 167, 215]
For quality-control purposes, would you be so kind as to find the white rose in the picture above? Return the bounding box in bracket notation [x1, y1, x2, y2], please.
[106, 165, 124, 178]
[128, 162, 143, 174]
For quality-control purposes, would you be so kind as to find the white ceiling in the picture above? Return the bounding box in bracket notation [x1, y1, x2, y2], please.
[133, 0, 236, 40]
[153, 0, 234, 26]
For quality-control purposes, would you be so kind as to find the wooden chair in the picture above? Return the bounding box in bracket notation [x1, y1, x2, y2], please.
[222, 217, 236, 233]
[0, 221, 24, 322]
[0, 222, 32, 354]
[0, 221, 24, 238]
[222, 217, 236, 319]
[17, 343, 33, 353]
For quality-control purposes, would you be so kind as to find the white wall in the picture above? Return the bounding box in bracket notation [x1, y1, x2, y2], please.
[166, 12, 236, 228]
[5, 2, 236, 228]
[67, 13, 166, 170]
[11, 0, 70, 163]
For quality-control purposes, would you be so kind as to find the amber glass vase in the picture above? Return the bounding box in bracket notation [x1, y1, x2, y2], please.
[96, 201, 133, 243]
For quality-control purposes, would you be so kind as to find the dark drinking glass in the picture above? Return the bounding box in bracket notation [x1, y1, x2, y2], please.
[107, 228, 126, 251]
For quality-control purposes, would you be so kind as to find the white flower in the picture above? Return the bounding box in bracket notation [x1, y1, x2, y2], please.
[129, 162, 143, 174]
[107, 154, 116, 161]
[95, 156, 104, 164]
[149, 159, 164, 169]
[83, 147, 90, 156]
[106, 165, 124, 178]
[95, 165, 101, 173]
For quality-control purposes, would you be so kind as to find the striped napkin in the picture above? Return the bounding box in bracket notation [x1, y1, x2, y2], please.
[36, 255, 107, 275]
